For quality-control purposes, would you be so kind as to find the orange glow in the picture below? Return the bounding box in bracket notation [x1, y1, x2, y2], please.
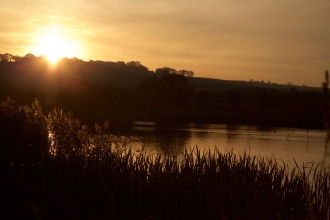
[32, 24, 80, 64]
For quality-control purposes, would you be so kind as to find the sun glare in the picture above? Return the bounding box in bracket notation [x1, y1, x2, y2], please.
[33, 25, 79, 64]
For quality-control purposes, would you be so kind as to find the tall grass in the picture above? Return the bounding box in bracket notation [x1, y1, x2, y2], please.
[1, 98, 330, 219]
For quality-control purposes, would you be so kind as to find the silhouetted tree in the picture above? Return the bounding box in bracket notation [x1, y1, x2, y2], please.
[0, 57, 8, 62]
[23, 53, 36, 59]
[127, 61, 140, 67]
[70, 57, 83, 62]
[178, 69, 194, 77]
[155, 67, 194, 78]
[155, 67, 177, 76]
[116, 61, 126, 68]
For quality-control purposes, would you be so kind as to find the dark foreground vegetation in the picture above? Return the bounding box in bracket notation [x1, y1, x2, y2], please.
[1, 98, 329, 219]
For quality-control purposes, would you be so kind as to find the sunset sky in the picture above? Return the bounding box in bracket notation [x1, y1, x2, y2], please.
[1, 0, 329, 87]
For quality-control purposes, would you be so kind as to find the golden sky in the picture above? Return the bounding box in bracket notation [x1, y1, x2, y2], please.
[1, 0, 329, 87]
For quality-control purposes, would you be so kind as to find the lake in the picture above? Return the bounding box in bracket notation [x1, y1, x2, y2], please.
[128, 123, 329, 168]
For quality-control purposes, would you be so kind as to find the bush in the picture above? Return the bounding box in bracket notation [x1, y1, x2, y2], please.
[0, 97, 48, 165]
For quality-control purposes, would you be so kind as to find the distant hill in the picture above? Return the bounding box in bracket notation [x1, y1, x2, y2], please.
[0, 56, 321, 93]
[0, 58, 154, 90]
[188, 77, 321, 92]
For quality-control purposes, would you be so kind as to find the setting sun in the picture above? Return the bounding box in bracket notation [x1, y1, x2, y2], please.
[32, 25, 79, 64]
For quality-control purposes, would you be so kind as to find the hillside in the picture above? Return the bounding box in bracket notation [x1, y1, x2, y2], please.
[0, 57, 321, 93]
[0, 57, 154, 90]
[188, 77, 321, 92]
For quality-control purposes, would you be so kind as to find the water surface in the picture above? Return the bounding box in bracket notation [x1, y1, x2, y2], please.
[129, 124, 328, 168]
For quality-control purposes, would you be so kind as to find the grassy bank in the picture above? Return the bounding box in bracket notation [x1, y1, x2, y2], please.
[1, 98, 329, 219]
